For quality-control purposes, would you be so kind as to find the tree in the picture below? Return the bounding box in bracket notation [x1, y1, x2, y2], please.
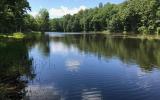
[36, 9, 50, 32]
[0, 0, 30, 33]
[50, 18, 63, 32]
[22, 14, 38, 31]
[48, 0, 160, 34]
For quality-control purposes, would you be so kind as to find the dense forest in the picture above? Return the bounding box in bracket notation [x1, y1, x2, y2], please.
[0, 0, 160, 35]
[50, 0, 160, 34]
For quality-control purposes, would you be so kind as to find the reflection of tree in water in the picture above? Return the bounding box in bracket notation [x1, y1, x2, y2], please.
[0, 39, 35, 100]
[52, 34, 160, 71]
[27, 34, 50, 56]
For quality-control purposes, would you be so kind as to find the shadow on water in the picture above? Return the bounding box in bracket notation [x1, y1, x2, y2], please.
[0, 38, 35, 100]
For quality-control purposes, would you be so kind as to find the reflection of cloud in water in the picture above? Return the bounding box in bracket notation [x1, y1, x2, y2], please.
[50, 42, 77, 55]
[65, 59, 81, 72]
[137, 69, 148, 77]
[25, 85, 64, 100]
[82, 88, 103, 100]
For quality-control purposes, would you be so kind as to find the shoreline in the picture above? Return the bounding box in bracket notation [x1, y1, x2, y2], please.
[1, 31, 160, 40]
[99, 33, 160, 40]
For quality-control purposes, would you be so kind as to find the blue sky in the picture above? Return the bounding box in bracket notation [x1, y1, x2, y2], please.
[28, 0, 124, 18]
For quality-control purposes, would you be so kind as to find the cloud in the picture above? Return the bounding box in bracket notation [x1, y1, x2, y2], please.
[49, 5, 87, 18]
[28, 11, 38, 17]
[29, 5, 87, 18]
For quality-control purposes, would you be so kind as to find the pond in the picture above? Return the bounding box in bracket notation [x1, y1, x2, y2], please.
[1, 32, 160, 100]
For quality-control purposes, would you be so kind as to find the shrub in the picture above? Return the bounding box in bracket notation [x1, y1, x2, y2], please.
[148, 25, 154, 34]
[138, 26, 148, 35]
[12, 32, 25, 39]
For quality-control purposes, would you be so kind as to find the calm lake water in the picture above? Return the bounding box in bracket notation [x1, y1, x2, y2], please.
[1, 32, 160, 100]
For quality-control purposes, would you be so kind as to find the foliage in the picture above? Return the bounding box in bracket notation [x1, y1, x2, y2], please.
[49, 0, 160, 34]
[0, 0, 159, 35]
[0, 32, 25, 39]
[35, 9, 50, 32]
[22, 14, 38, 31]
[0, 0, 31, 33]
[12, 32, 25, 39]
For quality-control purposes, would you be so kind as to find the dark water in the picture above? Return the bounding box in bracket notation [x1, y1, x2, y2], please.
[1, 32, 160, 100]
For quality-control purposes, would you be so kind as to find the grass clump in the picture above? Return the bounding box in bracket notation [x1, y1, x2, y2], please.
[12, 32, 25, 39]
[0, 32, 25, 39]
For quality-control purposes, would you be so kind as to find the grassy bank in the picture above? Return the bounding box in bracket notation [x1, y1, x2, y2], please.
[0, 31, 42, 39]
[0, 32, 26, 39]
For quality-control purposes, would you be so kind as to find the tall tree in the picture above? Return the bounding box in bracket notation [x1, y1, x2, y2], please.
[0, 0, 30, 33]
[36, 9, 50, 32]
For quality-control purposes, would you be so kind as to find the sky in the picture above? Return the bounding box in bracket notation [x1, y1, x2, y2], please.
[28, 0, 124, 18]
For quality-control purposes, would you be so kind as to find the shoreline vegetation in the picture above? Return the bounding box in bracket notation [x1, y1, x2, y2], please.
[48, 0, 160, 35]
[93, 32, 160, 40]
[0, 0, 160, 38]
[0, 32, 25, 39]
[1, 31, 160, 40]
[0, 32, 42, 39]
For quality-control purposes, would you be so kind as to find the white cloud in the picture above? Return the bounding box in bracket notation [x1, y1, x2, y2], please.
[28, 11, 38, 17]
[29, 5, 87, 18]
[49, 5, 86, 18]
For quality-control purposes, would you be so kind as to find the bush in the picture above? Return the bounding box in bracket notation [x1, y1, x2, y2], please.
[138, 26, 148, 35]
[12, 32, 25, 39]
[148, 25, 154, 34]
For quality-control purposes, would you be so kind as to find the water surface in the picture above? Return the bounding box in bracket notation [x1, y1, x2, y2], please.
[1, 32, 160, 100]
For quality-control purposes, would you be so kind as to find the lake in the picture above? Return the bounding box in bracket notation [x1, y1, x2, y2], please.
[1, 32, 160, 100]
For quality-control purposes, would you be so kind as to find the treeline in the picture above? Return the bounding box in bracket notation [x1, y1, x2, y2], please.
[50, 0, 160, 34]
[0, 0, 160, 35]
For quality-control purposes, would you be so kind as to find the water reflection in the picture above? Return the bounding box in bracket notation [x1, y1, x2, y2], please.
[25, 85, 62, 100]
[65, 59, 81, 72]
[0, 39, 35, 100]
[26, 33, 160, 100]
[50, 42, 77, 55]
[82, 88, 102, 100]
[1, 33, 160, 100]
[52, 34, 160, 71]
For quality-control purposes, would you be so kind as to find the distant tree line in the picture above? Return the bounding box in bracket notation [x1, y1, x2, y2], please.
[0, 0, 160, 35]
[49, 0, 160, 35]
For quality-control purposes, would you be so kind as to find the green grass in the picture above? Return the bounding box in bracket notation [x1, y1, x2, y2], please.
[0, 32, 25, 39]
[12, 32, 25, 39]
[0, 31, 43, 39]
